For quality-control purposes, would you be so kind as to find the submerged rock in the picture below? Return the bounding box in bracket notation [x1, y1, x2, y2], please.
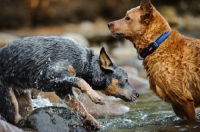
[79, 93, 130, 117]
[20, 106, 87, 132]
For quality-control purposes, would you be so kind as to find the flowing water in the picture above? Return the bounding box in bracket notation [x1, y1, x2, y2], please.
[98, 90, 200, 132]
[23, 89, 200, 132]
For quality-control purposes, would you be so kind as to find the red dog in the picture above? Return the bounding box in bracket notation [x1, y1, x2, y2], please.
[108, 0, 200, 120]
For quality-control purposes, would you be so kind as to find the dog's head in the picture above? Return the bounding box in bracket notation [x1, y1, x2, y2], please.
[108, 0, 171, 53]
[94, 47, 139, 102]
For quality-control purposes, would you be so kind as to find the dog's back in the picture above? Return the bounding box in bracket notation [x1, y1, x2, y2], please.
[0, 36, 91, 89]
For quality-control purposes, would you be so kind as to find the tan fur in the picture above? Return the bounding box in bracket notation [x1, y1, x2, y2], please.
[102, 79, 120, 96]
[77, 80, 105, 104]
[68, 65, 76, 76]
[15, 91, 33, 118]
[109, 0, 200, 120]
[99, 49, 113, 70]
[10, 89, 19, 124]
[12, 88, 33, 121]
[101, 78, 133, 101]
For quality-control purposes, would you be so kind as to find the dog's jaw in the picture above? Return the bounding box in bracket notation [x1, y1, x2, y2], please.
[111, 32, 125, 38]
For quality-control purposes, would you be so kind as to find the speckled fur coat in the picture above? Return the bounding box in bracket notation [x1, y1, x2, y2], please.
[0, 36, 138, 130]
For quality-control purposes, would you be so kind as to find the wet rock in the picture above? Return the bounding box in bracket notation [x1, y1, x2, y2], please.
[0, 33, 19, 48]
[79, 93, 130, 117]
[20, 106, 87, 132]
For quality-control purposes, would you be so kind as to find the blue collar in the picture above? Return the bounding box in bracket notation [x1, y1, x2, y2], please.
[138, 31, 171, 60]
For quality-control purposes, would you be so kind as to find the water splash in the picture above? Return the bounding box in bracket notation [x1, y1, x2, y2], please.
[32, 95, 53, 109]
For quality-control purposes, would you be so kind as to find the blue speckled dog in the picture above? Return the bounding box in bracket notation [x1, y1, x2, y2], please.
[0, 36, 139, 130]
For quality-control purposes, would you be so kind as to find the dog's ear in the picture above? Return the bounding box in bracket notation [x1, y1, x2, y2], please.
[140, 0, 154, 24]
[99, 47, 114, 72]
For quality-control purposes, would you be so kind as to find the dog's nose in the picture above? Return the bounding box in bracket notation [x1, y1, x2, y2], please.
[107, 22, 113, 28]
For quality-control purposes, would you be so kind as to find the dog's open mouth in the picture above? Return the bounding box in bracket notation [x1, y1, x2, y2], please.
[112, 32, 124, 38]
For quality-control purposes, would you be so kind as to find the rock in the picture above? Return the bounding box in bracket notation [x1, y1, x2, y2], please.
[79, 93, 130, 117]
[20, 106, 87, 132]
[127, 72, 149, 90]
[0, 33, 19, 48]
[31, 90, 130, 117]
[121, 66, 149, 90]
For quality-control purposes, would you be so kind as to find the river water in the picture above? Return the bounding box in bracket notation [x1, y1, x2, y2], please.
[98, 90, 200, 132]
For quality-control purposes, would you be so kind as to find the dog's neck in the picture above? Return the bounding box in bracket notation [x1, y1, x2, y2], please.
[132, 9, 172, 60]
[138, 31, 171, 60]
[85, 50, 94, 84]
[85, 53, 107, 90]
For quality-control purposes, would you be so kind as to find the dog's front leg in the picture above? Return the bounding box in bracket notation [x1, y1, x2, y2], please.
[55, 89, 100, 130]
[77, 79, 105, 105]
[47, 69, 105, 105]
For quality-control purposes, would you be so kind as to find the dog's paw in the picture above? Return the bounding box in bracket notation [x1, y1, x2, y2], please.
[88, 92, 105, 105]
[91, 96, 105, 105]
[83, 114, 100, 131]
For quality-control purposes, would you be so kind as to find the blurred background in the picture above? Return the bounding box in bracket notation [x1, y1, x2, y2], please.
[1, 0, 200, 79]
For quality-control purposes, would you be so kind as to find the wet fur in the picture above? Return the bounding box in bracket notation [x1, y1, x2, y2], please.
[0, 36, 138, 130]
[108, 0, 200, 120]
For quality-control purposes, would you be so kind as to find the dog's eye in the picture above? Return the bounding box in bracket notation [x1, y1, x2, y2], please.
[125, 17, 130, 21]
[125, 79, 128, 83]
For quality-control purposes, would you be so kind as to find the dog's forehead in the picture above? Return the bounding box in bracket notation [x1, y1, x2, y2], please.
[113, 67, 127, 79]
[126, 6, 140, 15]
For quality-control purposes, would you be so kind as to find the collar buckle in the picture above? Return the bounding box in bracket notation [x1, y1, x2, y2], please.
[138, 31, 171, 59]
